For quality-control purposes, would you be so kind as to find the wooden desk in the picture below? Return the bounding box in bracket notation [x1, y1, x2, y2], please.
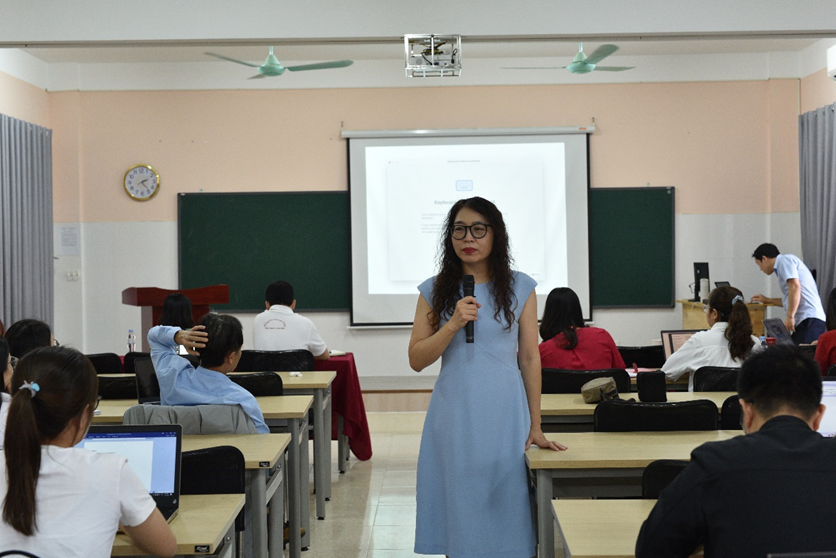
[527, 430, 738, 558]
[541, 392, 735, 431]
[551, 499, 703, 557]
[183, 434, 290, 558]
[677, 299, 767, 336]
[112, 494, 244, 557]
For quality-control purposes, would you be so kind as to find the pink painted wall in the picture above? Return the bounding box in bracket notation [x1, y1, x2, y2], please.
[0, 71, 50, 127]
[801, 68, 836, 114]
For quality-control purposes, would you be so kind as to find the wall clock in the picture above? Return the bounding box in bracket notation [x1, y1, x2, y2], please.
[124, 164, 160, 201]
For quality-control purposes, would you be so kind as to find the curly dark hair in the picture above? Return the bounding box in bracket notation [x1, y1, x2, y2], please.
[429, 197, 517, 331]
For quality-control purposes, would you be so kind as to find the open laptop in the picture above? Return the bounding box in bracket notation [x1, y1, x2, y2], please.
[817, 381, 836, 437]
[134, 356, 161, 404]
[78, 424, 182, 522]
[660, 330, 704, 360]
[714, 281, 731, 288]
[763, 318, 795, 346]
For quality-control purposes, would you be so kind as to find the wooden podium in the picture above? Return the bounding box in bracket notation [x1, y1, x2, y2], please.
[122, 285, 229, 351]
[676, 299, 767, 337]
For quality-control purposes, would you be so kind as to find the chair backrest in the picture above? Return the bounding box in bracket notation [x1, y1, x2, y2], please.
[85, 352, 123, 374]
[827, 363, 836, 377]
[236, 349, 314, 372]
[692, 366, 739, 392]
[181, 445, 246, 534]
[617, 345, 666, 369]
[124, 351, 151, 375]
[593, 399, 718, 432]
[720, 394, 744, 430]
[542, 368, 631, 394]
[123, 404, 258, 434]
[229, 372, 283, 396]
[797, 344, 817, 359]
[642, 459, 689, 499]
[134, 357, 161, 403]
[98, 376, 138, 400]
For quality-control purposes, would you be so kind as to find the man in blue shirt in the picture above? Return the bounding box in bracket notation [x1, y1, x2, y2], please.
[148, 313, 268, 433]
[751, 243, 826, 344]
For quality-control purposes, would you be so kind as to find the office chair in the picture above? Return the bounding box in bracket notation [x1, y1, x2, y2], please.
[617, 345, 666, 369]
[85, 352, 123, 374]
[236, 349, 314, 372]
[594, 399, 718, 432]
[134, 356, 161, 404]
[720, 394, 743, 430]
[229, 372, 283, 397]
[828, 364, 836, 377]
[98, 376, 138, 400]
[542, 368, 631, 394]
[123, 351, 151, 375]
[641, 459, 689, 499]
[692, 366, 739, 392]
[181, 446, 246, 558]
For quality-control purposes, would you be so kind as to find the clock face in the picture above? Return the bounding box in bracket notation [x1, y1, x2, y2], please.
[124, 165, 160, 201]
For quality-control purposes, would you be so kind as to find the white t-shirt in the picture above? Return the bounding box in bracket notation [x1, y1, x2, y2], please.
[0, 392, 10, 450]
[253, 305, 328, 357]
[661, 322, 763, 390]
[0, 446, 157, 558]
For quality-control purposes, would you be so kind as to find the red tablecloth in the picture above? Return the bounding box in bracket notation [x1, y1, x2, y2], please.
[315, 354, 372, 461]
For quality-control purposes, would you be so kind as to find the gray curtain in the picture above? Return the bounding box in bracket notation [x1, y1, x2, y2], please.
[0, 113, 54, 330]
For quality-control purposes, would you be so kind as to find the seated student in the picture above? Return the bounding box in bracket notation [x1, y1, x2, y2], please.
[253, 281, 330, 360]
[538, 287, 625, 370]
[148, 313, 268, 433]
[0, 346, 176, 557]
[636, 345, 836, 557]
[662, 286, 762, 390]
[0, 337, 11, 449]
[815, 287, 836, 375]
[4, 318, 53, 360]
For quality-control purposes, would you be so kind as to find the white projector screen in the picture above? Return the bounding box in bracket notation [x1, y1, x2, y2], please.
[346, 129, 591, 325]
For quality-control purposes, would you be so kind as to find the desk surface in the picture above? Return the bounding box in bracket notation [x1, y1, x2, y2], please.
[183, 433, 290, 469]
[527, 430, 739, 470]
[552, 499, 703, 557]
[111, 493, 244, 556]
[541, 392, 735, 416]
[231, 370, 337, 390]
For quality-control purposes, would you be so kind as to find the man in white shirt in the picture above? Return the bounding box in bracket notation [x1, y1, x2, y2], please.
[750, 243, 826, 344]
[253, 281, 330, 360]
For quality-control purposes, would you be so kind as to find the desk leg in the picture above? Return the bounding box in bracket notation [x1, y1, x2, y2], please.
[300, 415, 312, 550]
[287, 418, 302, 558]
[337, 414, 348, 474]
[245, 469, 268, 558]
[536, 469, 555, 558]
[313, 387, 327, 519]
[324, 387, 332, 500]
[266, 457, 285, 558]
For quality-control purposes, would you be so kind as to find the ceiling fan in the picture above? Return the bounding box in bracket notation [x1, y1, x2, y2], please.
[205, 46, 353, 79]
[504, 43, 634, 74]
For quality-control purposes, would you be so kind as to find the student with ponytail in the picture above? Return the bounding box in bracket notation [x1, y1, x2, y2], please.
[0, 346, 176, 557]
[662, 286, 763, 390]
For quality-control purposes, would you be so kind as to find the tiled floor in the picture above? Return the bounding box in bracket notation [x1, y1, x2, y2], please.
[301, 411, 445, 558]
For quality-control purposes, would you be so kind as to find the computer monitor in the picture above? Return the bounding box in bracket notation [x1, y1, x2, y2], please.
[694, 262, 709, 302]
[714, 281, 730, 288]
[660, 329, 704, 360]
[818, 381, 836, 437]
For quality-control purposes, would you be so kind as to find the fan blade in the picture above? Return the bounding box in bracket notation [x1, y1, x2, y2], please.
[286, 60, 354, 72]
[248, 74, 267, 79]
[593, 66, 635, 71]
[205, 52, 260, 68]
[501, 66, 568, 70]
[584, 44, 619, 65]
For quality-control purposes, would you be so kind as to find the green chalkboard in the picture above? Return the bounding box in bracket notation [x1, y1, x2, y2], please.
[589, 187, 675, 308]
[178, 192, 350, 312]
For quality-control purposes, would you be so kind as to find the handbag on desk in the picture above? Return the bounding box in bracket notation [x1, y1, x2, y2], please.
[636, 370, 667, 402]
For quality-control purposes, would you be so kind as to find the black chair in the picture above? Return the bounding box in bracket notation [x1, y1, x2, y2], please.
[641, 459, 689, 498]
[594, 399, 718, 432]
[236, 349, 314, 372]
[617, 345, 666, 369]
[229, 372, 283, 396]
[98, 376, 138, 399]
[85, 352, 123, 374]
[720, 394, 744, 430]
[134, 356, 161, 404]
[692, 366, 739, 391]
[124, 351, 151, 375]
[827, 363, 836, 377]
[180, 446, 246, 558]
[542, 368, 631, 394]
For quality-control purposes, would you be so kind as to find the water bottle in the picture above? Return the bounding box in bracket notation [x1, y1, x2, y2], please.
[127, 329, 137, 353]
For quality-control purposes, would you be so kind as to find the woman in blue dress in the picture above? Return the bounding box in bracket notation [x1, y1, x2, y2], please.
[409, 197, 567, 558]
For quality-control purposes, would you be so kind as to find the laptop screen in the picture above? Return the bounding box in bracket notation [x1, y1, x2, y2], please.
[660, 330, 703, 360]
[762, 318, 795, 346]
[818, 381, 836, 437]
[78, 425, 181, 513]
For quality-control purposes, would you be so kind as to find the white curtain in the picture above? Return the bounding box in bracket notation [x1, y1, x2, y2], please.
[0, 113, 54, 328]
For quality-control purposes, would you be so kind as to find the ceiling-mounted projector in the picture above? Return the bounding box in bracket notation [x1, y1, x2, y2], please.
[404, 34, 462, 78]
[828, 45, 836, 80]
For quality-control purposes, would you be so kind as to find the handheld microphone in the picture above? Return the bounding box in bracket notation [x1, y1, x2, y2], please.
[463, 275, 475, 343]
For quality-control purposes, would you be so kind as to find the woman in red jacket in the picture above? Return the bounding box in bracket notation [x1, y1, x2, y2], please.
[815, 288, 836, 375]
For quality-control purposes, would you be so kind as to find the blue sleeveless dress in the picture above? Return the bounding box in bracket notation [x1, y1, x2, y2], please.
[414, 272, 536, 558]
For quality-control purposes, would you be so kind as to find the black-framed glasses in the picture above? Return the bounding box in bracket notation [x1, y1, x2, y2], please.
[94, 395, 102, 410]
[451, 223, 491, 240]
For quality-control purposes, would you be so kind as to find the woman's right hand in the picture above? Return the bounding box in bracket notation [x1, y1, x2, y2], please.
[449, 296, 481, 332]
